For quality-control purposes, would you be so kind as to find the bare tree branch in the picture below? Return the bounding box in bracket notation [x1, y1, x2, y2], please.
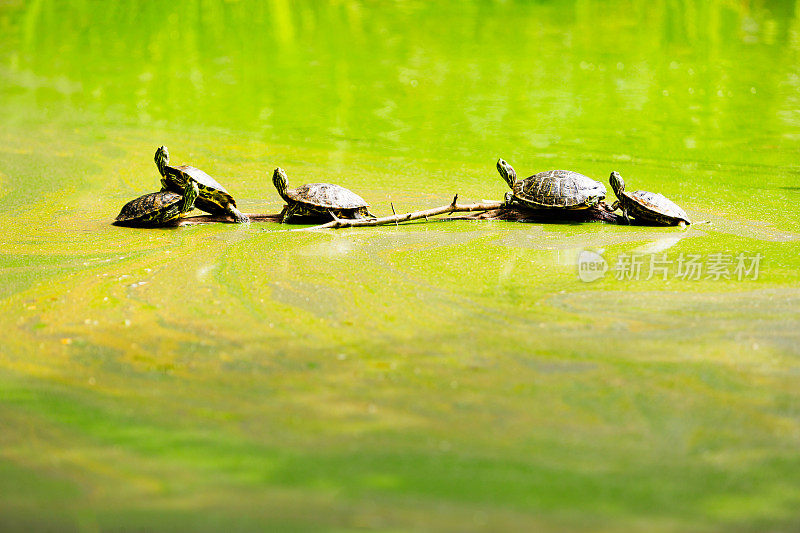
[169, 201, 630, 228]
[297, 195, 505, 230]
[448, 202, 625, 224]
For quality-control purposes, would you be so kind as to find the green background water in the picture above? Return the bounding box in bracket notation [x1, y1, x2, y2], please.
[2, 0, 800, 531]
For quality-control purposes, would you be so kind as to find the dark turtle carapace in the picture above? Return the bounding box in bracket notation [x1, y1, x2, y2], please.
[272, 167, 376, 223]
[609, 172, 690, 226]
[115, 178, 199, 227]
[496, 159, 607, 210]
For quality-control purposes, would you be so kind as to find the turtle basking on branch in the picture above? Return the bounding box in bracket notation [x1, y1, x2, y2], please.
[155, 146, 248, 223]
[272, 167, 376, 223]
[496, 158, 606, 210]
[609, 172, 691, 226]
[115, 178, 199, 227]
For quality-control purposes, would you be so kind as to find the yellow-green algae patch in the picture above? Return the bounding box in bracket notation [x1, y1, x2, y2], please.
[2, 0, 800, 531]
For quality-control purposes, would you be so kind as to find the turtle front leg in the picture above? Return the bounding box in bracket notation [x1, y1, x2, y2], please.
[279, 204, 292, 224]
[225, 202, 250, 224]
[281, 203, 304, 224]
[610, 200, 631, 224]
[151, 179, 200, 226]
[180, 180, 200, 215]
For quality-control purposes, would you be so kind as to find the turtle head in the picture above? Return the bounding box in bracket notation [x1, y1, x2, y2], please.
[609, 171, 625, 196]
[272, 167, 290, 201]
[155, 146, 169, 177]
[496, 158, 517, 189]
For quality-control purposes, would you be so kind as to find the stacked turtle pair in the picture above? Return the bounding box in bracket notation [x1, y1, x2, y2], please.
[496, 158, 690, 225]
[115, 146, 249, 227]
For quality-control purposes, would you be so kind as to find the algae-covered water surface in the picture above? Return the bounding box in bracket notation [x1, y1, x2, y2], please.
[2, 1, 800, 531]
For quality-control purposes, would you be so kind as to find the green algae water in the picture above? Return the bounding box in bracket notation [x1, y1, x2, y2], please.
[2, 1, 800, 531]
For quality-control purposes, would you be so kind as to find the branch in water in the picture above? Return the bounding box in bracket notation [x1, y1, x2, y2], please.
[449, 202, 625, 224]
[299, 195, 505, 229]
[170, 201, 630, 227]
[175, 213, 282, 226]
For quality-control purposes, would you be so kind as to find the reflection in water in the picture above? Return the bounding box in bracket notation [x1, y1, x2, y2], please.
[631, 233, 688, 254]
[1, 0, 798, 172]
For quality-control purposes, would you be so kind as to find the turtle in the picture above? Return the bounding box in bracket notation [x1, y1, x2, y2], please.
[609, 172, 691, 226]
[272, 167, 376, 223]
[496, 158, 606, 210]
[155, 145, 249, 223]
[115, 178, 199, 227]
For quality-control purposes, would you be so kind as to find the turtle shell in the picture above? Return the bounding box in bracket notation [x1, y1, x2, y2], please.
[165, 164, 237, 214]
[115, 190, 184, 223]
[288, 183, 370, 209]
[514, 170, 606, 209]
[623, 190, 691, 225]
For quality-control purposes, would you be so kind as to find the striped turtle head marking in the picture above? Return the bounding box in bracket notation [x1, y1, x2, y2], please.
[496, 158, 517, 189]
[273, 167, 291, 201]
[609, 171, 625, 196]
[154, 145, 170, 177]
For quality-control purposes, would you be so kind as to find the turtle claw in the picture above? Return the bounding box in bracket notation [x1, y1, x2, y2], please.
[227, 205, 250, 224]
